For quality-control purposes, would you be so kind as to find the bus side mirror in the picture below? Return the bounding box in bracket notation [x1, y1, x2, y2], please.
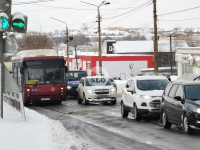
[65, 66, 68, 73]
[20, 67, 23, 74]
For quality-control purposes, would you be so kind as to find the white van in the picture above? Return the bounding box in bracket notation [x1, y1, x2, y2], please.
[121, 76, 170, 121]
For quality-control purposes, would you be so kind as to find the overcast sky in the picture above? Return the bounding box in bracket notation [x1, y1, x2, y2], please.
[12, 0, 200, 33]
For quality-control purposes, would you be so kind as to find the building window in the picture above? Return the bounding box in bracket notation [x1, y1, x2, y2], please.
[182, 63, 193, 74]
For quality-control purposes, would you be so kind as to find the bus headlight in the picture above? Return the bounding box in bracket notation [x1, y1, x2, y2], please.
[67, 85, 72, 90]
[87, 89, 93, 94]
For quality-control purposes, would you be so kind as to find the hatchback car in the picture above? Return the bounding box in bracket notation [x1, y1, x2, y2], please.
[76, 76, 117, 105]
[161, 81, 200, 134]
[121, 76, 169, 120]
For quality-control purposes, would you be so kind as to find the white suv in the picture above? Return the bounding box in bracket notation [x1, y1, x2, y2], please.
[77, 76, 117, 105]
[121, 76, 169, 121]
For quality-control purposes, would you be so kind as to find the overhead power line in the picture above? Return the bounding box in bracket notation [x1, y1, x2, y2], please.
[103, 0, 152, 20]
[160, 17, 200, 22]
[13, 0, 56, 5]
[158, 4, 200, 16]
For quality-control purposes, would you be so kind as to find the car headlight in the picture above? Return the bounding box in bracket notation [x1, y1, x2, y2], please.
[67, 85, 72, 90]
[110, 88, 116, 94]
[140, 95, 152, 100]
[87, 89, 93, 94]
[190, 105, 200, 113]
[196, 108, 200, 113]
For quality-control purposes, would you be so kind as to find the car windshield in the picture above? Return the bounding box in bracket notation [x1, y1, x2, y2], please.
[185, 85, 200, 100]
[137, 79, 169, 90]
[66, 71, 87, 81]
[86, 78, 112, 86]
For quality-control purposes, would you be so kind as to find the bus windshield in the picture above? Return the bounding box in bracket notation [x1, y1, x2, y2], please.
[23, 59, 65, 85]
[66, 71, 87, 81]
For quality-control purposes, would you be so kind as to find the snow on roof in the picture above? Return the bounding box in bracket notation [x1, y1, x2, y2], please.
[113, 40, 188, 54]
[12, 49, 57, 60]
[76, 51, 153, 57]
[140, 67, 177, 71]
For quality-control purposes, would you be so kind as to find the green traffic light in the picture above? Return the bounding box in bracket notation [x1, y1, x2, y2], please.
[13, 22, 25, 28]
[0, 16, 9, 30]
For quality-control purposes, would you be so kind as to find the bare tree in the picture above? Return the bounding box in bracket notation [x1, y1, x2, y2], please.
[21, 32, 53, 50]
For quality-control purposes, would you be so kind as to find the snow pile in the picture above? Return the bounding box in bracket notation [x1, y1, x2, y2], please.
[0, 103, 89, 150]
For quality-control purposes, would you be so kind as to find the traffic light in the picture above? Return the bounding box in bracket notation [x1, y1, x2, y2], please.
[11, 12, 28, 33]
[0, 13, 9, 31]
[0, 0, 11, 32]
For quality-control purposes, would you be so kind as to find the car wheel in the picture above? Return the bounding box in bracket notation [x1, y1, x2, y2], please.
[111, 99, 116, 105]
[183, 115, 192, 134]
[83, 94, 89, 105]
[133, 104, 142, 121]
[77, 96, 82, 104]
[121, 102, 129, 118]
[162, 111, 171, 129]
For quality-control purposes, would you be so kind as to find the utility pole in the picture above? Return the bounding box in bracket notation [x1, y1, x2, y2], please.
[66, 26, 69, 68]
[97, 7, 102, 75]
[153, 0, 158, 75]
[75, 45, 78, 69]
[0, 32, 3, 119]
[49, 17, 69, 67]
[170, 35, 173, 75]
[80, 1, 110, 76]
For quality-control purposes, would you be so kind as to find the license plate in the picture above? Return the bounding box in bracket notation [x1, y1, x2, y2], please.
[41, 98, 50, 101]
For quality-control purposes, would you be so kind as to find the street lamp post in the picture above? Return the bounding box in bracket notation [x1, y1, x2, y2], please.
[50, 17, 69, 68]
[80, 1, 110, 76]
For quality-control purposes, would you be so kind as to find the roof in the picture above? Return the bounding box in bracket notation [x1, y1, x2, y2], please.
[113, 40, 188, 54]
[171, 81, 200, 85]
[12, 49, 57, 61]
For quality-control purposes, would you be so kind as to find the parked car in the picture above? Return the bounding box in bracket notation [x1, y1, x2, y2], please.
[66, 70, 88, 97]
[121, 76, 169, 121]
[76, 76, 117, 105]
[161, 81, 200, 134]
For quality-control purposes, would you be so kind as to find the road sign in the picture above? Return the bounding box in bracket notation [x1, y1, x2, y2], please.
[0, 13, 9, 31]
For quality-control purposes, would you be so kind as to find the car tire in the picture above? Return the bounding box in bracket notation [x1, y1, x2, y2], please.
[83, 94, 89, 105]
[162, 111, 171, 129]
[133, 104, 142, 121]
[121, 102, 129, 118]
[183, 115, 192, 134]
[77, 96, 82, 104]
[111, 99, 116, 105]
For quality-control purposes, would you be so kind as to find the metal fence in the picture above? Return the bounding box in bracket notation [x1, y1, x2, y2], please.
[3, 92, 26, 122]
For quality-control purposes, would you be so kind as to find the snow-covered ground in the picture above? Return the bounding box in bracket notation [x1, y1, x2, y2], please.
[0, 103, 93, 150]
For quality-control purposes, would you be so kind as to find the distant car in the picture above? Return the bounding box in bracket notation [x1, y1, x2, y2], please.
[121, 76, 169, 120]
[161, 81, 200, 134]
[66, 70, 87, 97]
[76, 76, 117, 105]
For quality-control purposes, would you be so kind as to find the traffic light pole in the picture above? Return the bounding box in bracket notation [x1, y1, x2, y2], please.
[0, 32, 4, 119]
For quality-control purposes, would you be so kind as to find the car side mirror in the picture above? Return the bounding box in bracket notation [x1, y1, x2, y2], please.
[174, 96, 181, 101]
[127, 87, 135, 94]
[65, 66, 68, 73]
[20, 67, 23, 74]
[174, 96, 185, 104]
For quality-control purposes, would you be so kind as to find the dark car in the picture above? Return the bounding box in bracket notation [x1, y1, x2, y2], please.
[66, 70, 88, 97]
[161, 81, 200, 134]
